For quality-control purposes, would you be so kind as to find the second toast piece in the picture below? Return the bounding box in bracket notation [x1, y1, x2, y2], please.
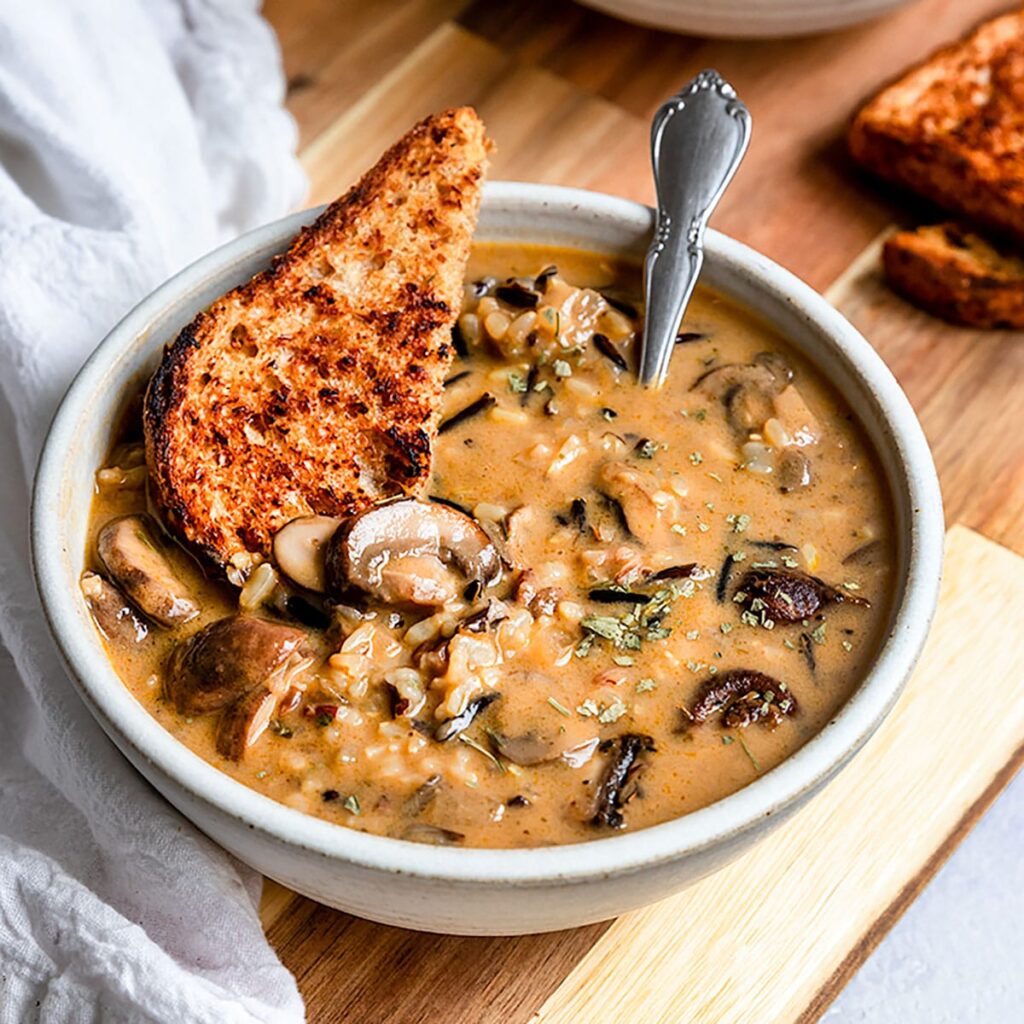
[849, 11, 1024, 243]
[883, 222, 1024, 328]
[145, 108, 489, 578]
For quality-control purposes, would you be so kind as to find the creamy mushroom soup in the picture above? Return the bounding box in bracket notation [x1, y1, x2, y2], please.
[84, 244, 894, 848]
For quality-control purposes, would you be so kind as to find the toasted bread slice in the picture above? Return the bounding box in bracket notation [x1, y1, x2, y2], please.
[145, 108, 489, 576]
[883, 222, 1024, 328]
[849, 11, 1024, 242]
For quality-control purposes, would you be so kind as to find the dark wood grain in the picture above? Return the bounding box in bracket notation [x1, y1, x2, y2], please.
[266, 901, 609, 1024]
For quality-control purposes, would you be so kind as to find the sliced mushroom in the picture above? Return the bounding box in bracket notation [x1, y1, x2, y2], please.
[80, 571, 149, 648]
[402, 774, 442, 817]
[490, 679, 599, 766]
[215, 686, 278, 760]
[726, 383, 777, 434]
[490, 731, 554, 766]
[164, 615, 308, 714]
[490, 730, 599, 769]
[691, 360, 778, 399]
[272, 515, 342, 592]
[97, 514, 199, 627]
[842, 539, 883, 565]
[401, 823, 465, 845]
[591, 733, 655, 829]
[690, 669, 797, 728]
[325, 498, 501, 606]
[776, 449, 812, 492]
[692, 352, 793, 434]
[752, 351, 794, 387]
[735, 568, 868, 624]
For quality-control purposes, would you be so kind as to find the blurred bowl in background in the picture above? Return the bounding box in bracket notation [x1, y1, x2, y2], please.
[576, 0, 920, 38]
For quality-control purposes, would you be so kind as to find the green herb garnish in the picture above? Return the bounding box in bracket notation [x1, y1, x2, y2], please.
[737, 735, 761, 772]
[458, 733, 506, 772]
[548, 696, 572, 717]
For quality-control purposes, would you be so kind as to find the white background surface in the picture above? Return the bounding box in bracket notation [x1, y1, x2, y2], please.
[829, 770, 1022, 1021]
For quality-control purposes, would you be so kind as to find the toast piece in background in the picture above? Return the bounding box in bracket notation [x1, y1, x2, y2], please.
[145, 108, 490, 577]
[850, 11, 1024, 242]
[883, 222, 1024, 328]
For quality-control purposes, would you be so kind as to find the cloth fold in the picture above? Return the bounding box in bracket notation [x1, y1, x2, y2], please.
[0, 2, 307, 1020]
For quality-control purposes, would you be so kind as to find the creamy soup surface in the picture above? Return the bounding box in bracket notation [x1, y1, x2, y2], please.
[85, 243, 894, 848]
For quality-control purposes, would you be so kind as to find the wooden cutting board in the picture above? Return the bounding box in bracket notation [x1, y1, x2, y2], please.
[259, 1, 1024, 1018]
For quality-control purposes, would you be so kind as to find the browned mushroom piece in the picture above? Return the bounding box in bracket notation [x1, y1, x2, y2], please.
[776, 449, 812, 492]
[692, 352, 794, 434]
[80, 571, 150, 648]
[96, 514, 199, 627]
[842, 539, 884, 565]
[272, 515, 343, 592]
[734, 568, 869, 623]
[752, 351, 794, 387]
[490, 731, 554, 766]
[164, 615, 309, 714]
[402, 774, 443, 817]
[489, 718, 600, 767]
[591, 733, 655, 829]
[690, 669, 797, 728]
[324, 498, 501, 606]
[215, 686, 279, 760]
[401, 823, 465, 845]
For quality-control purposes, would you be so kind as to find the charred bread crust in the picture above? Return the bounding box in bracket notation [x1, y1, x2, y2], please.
[144, 107, 490, 574]
[882, 223, 1024, 328]
[849, 11, 1024, 243]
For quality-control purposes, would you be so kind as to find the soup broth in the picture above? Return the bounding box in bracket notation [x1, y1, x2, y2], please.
[84, 243, 893, 848]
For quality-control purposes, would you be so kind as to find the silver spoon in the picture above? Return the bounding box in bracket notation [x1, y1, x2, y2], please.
[639, 70, 752, 388]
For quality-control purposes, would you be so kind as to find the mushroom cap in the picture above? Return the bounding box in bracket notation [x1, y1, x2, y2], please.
[215, 686, 279, 760]
[272, 515, 342, 592]
[164, 615, 308, 714]
[97, 513, 199, 627]
[325, 498, 501, 606]
[80, 571, 150, 648]
[692, 353, 794, 434]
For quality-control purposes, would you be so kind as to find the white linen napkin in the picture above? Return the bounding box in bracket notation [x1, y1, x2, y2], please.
[0, 1, 308, 1020]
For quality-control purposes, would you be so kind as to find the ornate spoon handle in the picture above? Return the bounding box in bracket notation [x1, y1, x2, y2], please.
[639, 70, 751, 388]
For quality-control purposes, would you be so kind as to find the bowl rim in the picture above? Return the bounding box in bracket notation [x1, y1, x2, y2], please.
[32, 181, 944, 886]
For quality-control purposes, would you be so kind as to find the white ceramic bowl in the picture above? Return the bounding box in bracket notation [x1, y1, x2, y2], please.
[32, 183, 943, 935]
[577, 0, 918, 38]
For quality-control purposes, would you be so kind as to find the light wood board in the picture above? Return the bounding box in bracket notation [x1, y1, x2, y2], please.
[258, 1, 1024, 1018]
